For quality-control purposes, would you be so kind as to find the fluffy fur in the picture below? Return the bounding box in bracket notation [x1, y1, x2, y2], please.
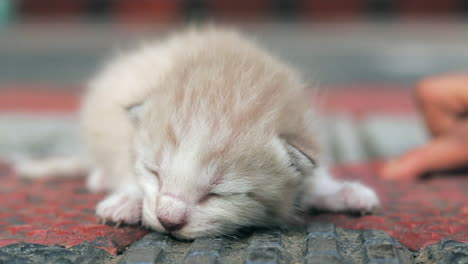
[27, 27, 380, 239]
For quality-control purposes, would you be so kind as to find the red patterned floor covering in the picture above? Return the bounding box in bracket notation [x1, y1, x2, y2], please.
[1, 161, 466, 254]
[310, 162, 468, 251]
[0, 86, 415, 115]
[0, 163, 149, 255]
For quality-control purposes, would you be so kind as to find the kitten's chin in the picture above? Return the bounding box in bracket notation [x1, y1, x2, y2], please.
[170, 227, 224, 240]
[168, 230, 199, 240]
[142, 219, 227, 239]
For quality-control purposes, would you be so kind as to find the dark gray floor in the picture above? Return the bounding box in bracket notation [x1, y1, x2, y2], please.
[1, 223, 466, 264]
[1, 20, 468, 87]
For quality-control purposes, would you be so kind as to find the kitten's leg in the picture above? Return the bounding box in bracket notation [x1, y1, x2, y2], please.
[86, 168, 109, 192]
[302, 166, 380, 213]
[96, 184, 143, 225]
[15, 157, 87, 179]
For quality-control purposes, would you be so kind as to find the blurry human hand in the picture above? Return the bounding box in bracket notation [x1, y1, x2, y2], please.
[380, 73, 468, 180]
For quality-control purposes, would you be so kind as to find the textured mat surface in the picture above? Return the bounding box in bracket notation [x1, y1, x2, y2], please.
[0, 163, 149, 255]
[0, 161, 466, 257]
[313, 163, 468, 251]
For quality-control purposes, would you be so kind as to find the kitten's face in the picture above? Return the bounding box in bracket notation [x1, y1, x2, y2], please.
[132, 128, 316, 239]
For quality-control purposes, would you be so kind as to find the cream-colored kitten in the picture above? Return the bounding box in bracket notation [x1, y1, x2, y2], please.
[26, 27, 380, 239]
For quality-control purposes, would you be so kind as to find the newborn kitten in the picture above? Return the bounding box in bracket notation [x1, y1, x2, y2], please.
[84, 27, 378, 239]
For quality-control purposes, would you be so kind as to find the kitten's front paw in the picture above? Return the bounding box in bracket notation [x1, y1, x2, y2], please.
[96, 192, 142, 226]
[337, 182, 380, 213]
[303, 181, 380, 214]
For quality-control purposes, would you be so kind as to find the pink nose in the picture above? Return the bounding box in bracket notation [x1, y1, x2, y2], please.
[157, 216, 186, 232]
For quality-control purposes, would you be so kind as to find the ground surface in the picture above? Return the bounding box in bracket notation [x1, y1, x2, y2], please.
[0, 160, 466, 263]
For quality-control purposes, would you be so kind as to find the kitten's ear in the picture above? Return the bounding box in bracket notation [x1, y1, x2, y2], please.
[125, 100, 149, 124]
[281, 135, 319, 173]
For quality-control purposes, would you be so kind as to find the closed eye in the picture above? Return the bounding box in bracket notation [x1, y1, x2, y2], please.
[199, 191, 250, 204]
[199, 193, 222, 204]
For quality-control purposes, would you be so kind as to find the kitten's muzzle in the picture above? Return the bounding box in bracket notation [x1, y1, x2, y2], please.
[157, 194, 188, 232]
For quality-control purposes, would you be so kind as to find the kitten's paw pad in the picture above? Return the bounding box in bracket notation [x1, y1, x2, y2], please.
[96, 193, 142, 225]
[337, 183, 380, 213]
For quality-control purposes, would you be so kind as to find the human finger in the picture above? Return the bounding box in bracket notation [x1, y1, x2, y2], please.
[380, 132, 468, 180]
[416, 73, 468, 137]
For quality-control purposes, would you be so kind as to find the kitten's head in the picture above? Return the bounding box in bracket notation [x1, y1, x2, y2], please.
[122, 27, 320, 239]
[126, 98, 319, 239]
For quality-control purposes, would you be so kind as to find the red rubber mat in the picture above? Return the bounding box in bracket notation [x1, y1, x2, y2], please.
[1, 161, 466, 254]
[311, 162, 468, 251]
[0, 164, 149, 255]
[0, 86, 415, 115]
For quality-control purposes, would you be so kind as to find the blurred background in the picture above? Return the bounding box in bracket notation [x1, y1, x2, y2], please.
[0, 0, 468, 164]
